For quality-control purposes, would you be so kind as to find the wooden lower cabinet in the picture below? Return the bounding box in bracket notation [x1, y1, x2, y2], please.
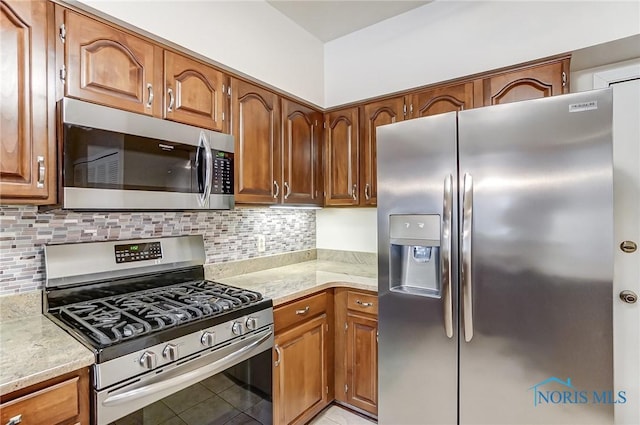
[0, 367, 90, 425]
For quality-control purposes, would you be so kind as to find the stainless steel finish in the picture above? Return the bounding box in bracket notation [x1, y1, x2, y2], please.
[94, 307, 273, 390]
[162, 344, 179, 361]
[6, 415, 21, 425]
[295, 306, 310, 315]
[457, 89, 613, 424]
[167, 87, 175, 112]
[59, 23, 66, 43]
[620, 240, 638, 253]
[273, 180, 280, 198]
[274, 344, 281, 367]
[352, 184, 357, 201]
[139, 351, 157, 369]
[63, 188, 234, 211]
[96, 327, 273, 425]
[45, 235, 205, 289]
[200, 131, 213, 207]
[442, 174, 454, 339]
[284, 181, 291, 199]
[246, 317, 258, 330]
[231, 321, 244, 335]
[61, 98, 235, 152]
[377, 112, 459, 425]
[36, 156, 45, 188]
[620, 290, 638, 304]
[146, 83, 153, 108]
[461, 173, 473, 343]
[355, 300, 373, 307]
[200, 331, 215, 347]
[365, 183, 371, 200]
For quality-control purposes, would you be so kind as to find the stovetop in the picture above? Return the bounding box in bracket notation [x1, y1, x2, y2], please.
[49, 280, 263, 347]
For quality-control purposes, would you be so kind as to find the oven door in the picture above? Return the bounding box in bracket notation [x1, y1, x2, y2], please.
[95, 327, 273, 425]
[60, 97, 234, 210]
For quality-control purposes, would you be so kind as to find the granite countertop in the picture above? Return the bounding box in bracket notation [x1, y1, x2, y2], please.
[0, 314, 95, 396]
[214, 259, 378, 306]
[0, 256, 377, 396]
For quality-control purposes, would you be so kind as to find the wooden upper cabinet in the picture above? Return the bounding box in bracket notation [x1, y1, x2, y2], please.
[360, 97, 405, 207]
[231, 78, 280, 204]
[281, 99, 323, 205]
[164, 51, 227, 132]
[409, 82, 474, 118]
[480, 58, 569, 106]
[64, 10, 162, 116]
[324, 108, 359, 206]
[0, 0, 56, 204]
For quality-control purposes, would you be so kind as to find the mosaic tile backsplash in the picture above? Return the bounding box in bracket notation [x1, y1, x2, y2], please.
[0, 205, 316, 295]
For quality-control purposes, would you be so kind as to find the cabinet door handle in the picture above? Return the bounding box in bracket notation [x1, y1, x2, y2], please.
[6, 414, 22, 425]
[295, 306, 310, 315]
[146, 83, 154, 108]
[36, 156, 45, 188]
[352, 184, 357, 201]
[273, 181, 280, 198]
[284, 182, 291, 199]
[364, 183, 371, 200]
[356, 300, 373, 307]
[274, 345, 281, 367]
[167, 87, 175, 112]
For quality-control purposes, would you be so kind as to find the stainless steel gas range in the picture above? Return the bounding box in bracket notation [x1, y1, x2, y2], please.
[43, 235, 273, 425]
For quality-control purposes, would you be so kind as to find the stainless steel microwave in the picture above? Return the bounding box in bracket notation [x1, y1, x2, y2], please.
[59, 98, 234, 210]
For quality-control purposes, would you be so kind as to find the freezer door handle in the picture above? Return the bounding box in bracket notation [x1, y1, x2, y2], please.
[442, 174, 454, 338]
[462, 173, 474, 342]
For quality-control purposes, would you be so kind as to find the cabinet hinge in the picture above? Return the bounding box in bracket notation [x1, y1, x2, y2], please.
[222, 112, 225, 121]
[325, 323, 329, 332]
[59, 65, 66, 84]
[323, 121, 327, 129]
[403, 104, 407, 116]
[315, 120, 318, 126]
[345, 384, 349, 393]
[326, 386, 329, 394]
[562, 71, 567, 88]
[59, 24, 66, 44]
[344, 322, 348, 332]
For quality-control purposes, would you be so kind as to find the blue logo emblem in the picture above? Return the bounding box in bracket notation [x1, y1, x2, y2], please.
[529, 377, 626, 407]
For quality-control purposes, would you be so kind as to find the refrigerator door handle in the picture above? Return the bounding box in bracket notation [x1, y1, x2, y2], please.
[462, 173, 474, 342]
[442, 174, 454, 338]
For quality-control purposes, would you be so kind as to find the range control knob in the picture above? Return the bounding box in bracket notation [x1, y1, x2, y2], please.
[201, 331, 215, 347]
[162, 343, 179, 361]
[139, 351, 157, 369]
[245, 317, 258, 331]
[232, 321, 244, 336]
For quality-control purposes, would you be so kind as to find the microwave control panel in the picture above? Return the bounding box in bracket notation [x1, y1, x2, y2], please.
[115, 242, 163, 263]
[212, 150, 233, 195]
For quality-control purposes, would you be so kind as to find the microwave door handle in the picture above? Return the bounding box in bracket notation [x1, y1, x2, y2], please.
[200, 132, 213, 207]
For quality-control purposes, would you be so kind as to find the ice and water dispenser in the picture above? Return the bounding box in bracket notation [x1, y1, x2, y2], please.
[389, 215, 441, 298]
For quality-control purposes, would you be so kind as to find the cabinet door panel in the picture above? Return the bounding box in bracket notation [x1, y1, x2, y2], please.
[282, 99, 322, 205]
[347, 313, 378, 415]
[232, 79, 280, 204]
[482, 60, 568, 106]
[0, 0, 54, 203]
[164, 51, 227, 132]
[65, 10, 161, 116]
[325, 108, 359, 206]
[274, 314, 328, 425]
[361, 97, 404, 206]
[410, 82, 474, 118]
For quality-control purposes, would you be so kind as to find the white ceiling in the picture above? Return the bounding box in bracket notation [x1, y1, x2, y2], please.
[267, 1, 430, 42]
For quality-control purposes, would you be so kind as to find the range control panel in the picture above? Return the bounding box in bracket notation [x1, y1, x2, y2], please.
[115, 242, 162, 263]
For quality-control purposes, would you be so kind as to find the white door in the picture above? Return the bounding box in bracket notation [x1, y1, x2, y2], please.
[610, 77, 640, 424]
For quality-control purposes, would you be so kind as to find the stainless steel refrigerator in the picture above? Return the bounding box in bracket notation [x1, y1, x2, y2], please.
[377, 89, 614, 424]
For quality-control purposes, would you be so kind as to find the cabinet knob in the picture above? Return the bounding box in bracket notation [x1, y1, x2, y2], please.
[352, 184, 357, 201]
[167, 87, 175, 112]
[36, 156, 45, 188]
[274, 344, 282, 367]
[273, 181, 280, 198]
[295, 306, 310, 315]
[6, 415, 22, 425]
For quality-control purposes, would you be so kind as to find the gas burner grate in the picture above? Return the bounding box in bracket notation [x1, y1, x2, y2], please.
[52, 281, 262, 347]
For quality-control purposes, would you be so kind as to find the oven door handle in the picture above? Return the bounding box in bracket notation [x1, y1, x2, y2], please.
[101, 327, 272, 407]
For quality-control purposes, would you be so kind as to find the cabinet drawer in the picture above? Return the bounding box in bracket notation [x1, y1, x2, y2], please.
[347, 291, 378, 315]
[275, 292, 327, 332]
[0, 377, 79, 425]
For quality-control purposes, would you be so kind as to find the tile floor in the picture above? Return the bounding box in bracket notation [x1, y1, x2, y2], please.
[309, 406, 376, 425]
